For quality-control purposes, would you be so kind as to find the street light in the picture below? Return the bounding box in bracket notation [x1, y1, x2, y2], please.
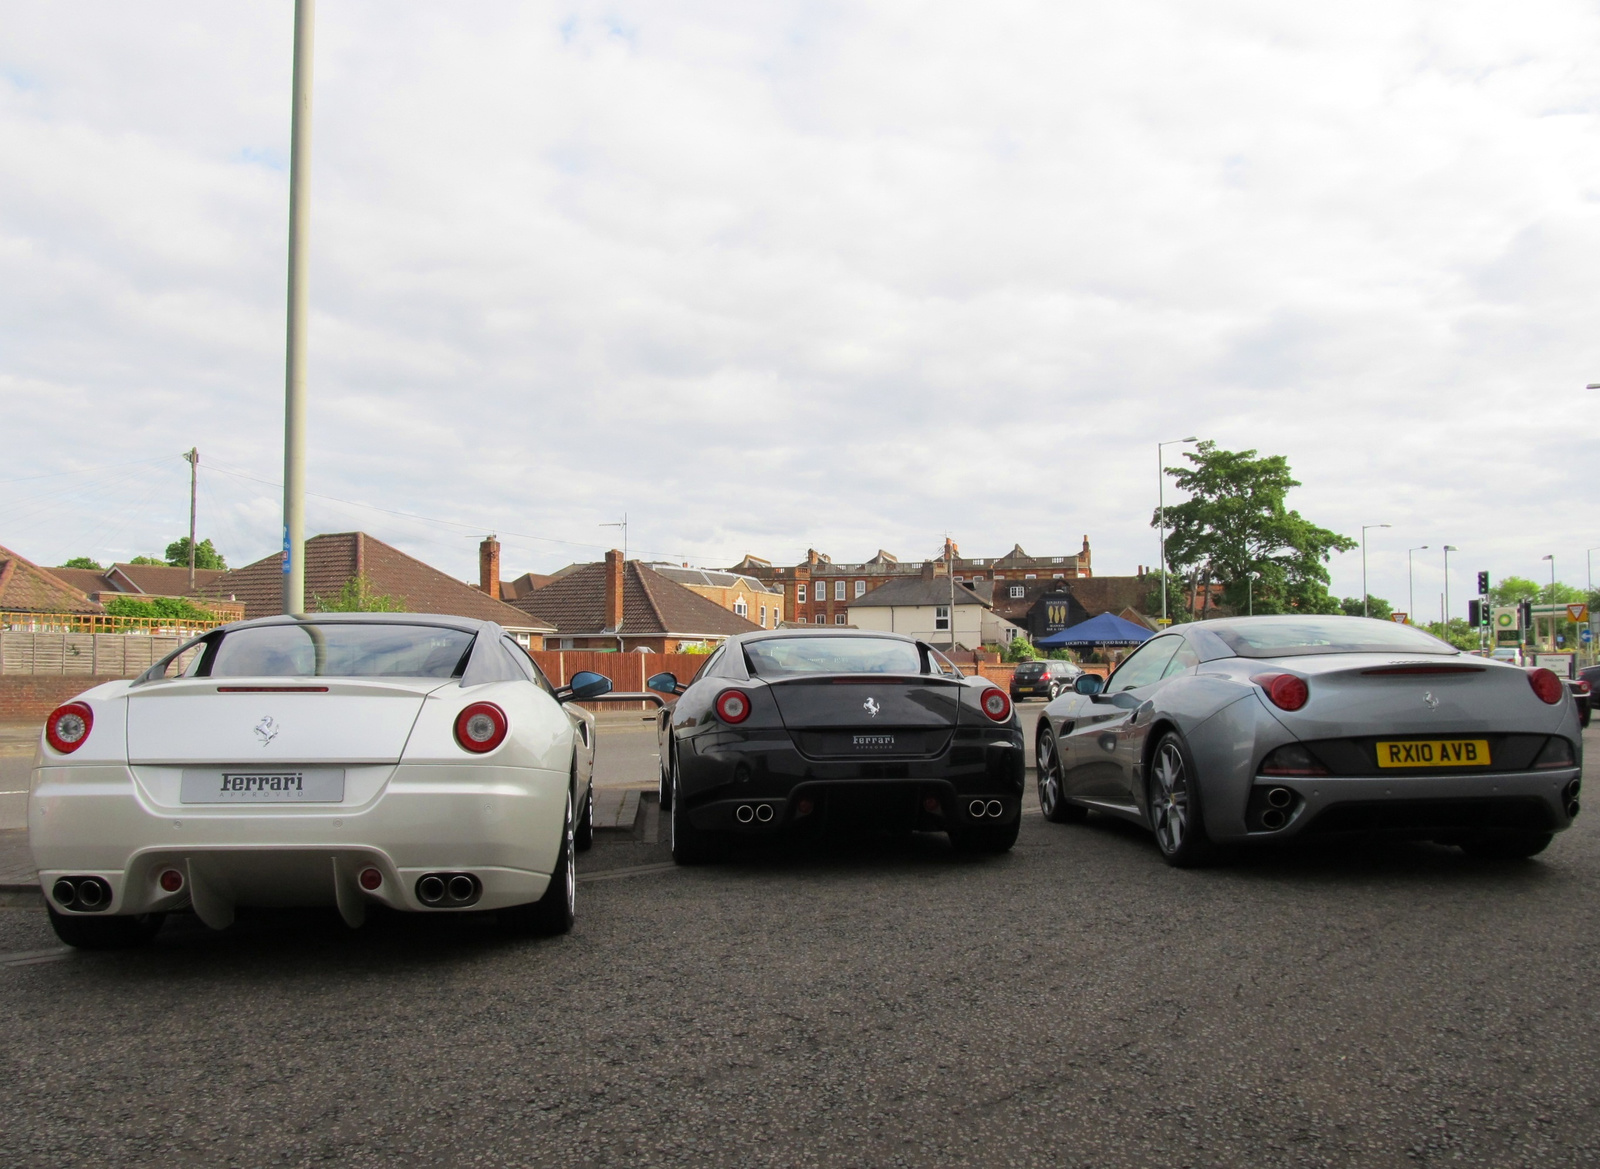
[1406, 546, 1428, 626]
[1248, 571, 1261, 616]
[281, 0, 315, 616]
[1157, 437, 1198, 624]
[1361, 524, 1390, 617]
[1542, 553, 1556, 652]
[1442, 545, 1458, 626]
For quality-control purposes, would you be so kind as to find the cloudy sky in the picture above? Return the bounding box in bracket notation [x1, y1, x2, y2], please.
[3, 1, 1597, 617]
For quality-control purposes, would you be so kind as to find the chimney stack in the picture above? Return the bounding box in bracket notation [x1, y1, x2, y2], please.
[479, 536, 501, 600]
[604, 549, 625, 631]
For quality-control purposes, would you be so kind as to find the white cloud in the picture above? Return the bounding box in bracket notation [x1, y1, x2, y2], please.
[2, 0, 1598, 611]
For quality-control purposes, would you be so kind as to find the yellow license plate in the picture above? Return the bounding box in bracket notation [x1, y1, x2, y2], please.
[1375, 739, 1491, 768]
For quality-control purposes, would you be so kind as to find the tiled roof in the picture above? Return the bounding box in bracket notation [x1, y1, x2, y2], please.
[0, 545, 103, 614]
[46, 567, 113, 595]
[647, 565, 783, 594]
[846, 577, 992, 608]
[499, 572, 554, 602]
[1066, 575, 1153, 619]
[106, 563, 229, 596]
[194, 532, 555, 631]
[509, 561, 763, 637]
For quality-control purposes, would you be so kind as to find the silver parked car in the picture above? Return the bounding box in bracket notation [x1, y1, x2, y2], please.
[1034, 616, 1582, 865]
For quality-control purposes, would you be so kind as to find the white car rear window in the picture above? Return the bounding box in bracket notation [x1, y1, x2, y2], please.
[206, 624, 475, 678]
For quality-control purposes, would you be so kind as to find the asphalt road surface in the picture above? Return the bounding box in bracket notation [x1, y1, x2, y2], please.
[0, 717, 1597, 1167]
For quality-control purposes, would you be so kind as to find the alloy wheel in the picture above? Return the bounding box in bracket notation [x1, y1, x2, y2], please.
[1037, 730, 1063, 817]
[562, 792, 576, 916]
[1149, 741, 1189, 854]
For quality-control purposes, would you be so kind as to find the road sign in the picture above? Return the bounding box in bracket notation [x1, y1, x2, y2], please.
[1494, 606, 1519, 631]
[1390, 612, 1408, 624]
[1582, 627, 1593, 645]
[1155, 618, 1172, 627]
[1567, 603, 1589, 623]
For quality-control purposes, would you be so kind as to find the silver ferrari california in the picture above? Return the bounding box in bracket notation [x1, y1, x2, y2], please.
[1034, 615, 1583, 865]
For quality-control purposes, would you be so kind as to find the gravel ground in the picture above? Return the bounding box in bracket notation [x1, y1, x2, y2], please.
[0, 727, 1595, 1167]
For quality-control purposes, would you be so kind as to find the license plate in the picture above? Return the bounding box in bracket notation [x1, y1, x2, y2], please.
[180, 767, 346, 803]
[852, 735, 896, 751]
[1374, 740, 1491, 769]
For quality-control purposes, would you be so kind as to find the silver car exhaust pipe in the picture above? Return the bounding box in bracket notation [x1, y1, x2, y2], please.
[985, 800, 1003, 818]
[736, 804, 755, 823]
[447, 875, 477, 902]
[968, 800, 1005, 819]
[1266, 787, 1293, 809]
[1260, 808, 1287, 831]
[51, 876, 112, 912]
[969, 799, 987, 818]
[416, 872, 482, 907]
[755, 803, 774, 823]
[417, 875, 446, 904]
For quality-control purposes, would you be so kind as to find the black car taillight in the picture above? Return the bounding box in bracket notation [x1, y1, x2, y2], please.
[1258, 743, 1329, 777]
[980, 688, 1012, 722]
[1533, 736, 1576, 770]
[715, 689, 751, 724]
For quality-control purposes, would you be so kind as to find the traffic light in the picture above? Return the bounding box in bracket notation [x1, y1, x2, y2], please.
[1467, 599, 1484, 627]
[1477, 571, 1490, 596]
[1520, 600, 1534, 629]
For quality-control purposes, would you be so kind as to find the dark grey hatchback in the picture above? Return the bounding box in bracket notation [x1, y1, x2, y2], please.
[1009, 658, 1082, 701]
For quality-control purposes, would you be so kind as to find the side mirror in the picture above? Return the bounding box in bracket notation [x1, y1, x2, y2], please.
[646, 671, 684, 696]
[559, 670, 613, 702]
[1073, 674, 1104, 696]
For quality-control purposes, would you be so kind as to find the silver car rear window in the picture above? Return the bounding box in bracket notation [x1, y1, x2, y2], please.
[1209, 617, 1458, 658]
[744, 637, 924, 677]
[205, 624, 475, 678]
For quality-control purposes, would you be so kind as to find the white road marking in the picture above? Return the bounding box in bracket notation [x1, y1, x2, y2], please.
[1, 947, 72, 967]
[577, 862, 678, 883]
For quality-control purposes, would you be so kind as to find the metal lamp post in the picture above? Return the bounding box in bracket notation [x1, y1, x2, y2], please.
[281, 0, 315, 615]
[1442, 546, 1458, 628]
[1361, 524, 1390, 617]
[1406, 546, 1428, 625]
[1542, 553, 1556, 652]
[1157, 437, 1198, 624]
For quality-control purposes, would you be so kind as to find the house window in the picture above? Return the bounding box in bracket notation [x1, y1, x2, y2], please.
[1010, 586, 1024, 599]
[1025, 573, 1037, 579]
[994, 574, 1004, 580]
[759, 606, 766, 626]
[935, 605, 950, 631]
[971, 574, 983, 582]
[835, 612, 847, 625]
[734, 599, 747, 617]
[954, 575, 964, 582]
[973, 559, 985, 566]
[560, 637, 575, 650]
[1052, 573, 1064, 579]
[834, 580, 845, 601]
[814, 614, 825, 625]
[854, 580, 866, 598]
[797, 584, 806, 603]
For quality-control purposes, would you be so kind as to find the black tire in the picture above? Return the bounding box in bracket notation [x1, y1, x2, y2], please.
[501, 790, 576, 936]
[1145, 730, 1215, 868]
[1036, 725, 1087, 824]
[1460, 831, 1553, 860]
[47, 908, 164, 950]
[574, 782, 594, 852]
[950, 816, 1020, 855]
[669, 758, 727, 865]
[659, 740, 674, 812]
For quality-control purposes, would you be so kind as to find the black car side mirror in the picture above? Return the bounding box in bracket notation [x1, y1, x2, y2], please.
[646, 671, 685, 696]
[1073, 674, 1104, 696]
[558, 670, 613, 703]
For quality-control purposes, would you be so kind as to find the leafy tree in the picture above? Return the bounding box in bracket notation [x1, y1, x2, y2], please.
[103, 596, 218, 621]
[63, 556, 104, 571]
[1422, 617, 1480, 651]
[313, 574, 405, 613]
[1154, 442, 1355, 617]
[164, 537, 227, 570]
[128, 555, 165, 566]
[1339, 595, 1393, 620]
[1491, 575, 1587, 606]
[1001, 637, 1035, 662]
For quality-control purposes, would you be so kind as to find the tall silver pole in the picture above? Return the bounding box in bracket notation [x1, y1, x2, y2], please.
[282, 0, 315, 616]
[184, 447, 199, 591]
[1158, 444, 1166, 623]
[1361, 531, 1367, 618]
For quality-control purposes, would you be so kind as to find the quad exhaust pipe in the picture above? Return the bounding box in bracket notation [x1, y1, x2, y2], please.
[51, 876, 112, 913]
[968, 799, 1005, 819]
[415, 872, 481, 908]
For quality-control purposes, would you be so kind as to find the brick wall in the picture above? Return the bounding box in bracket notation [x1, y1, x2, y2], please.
[0, 675, 125, 723]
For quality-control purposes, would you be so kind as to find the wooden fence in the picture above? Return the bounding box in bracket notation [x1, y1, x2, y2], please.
[0, 631, 197, 677]
[1, 611, 228, 636]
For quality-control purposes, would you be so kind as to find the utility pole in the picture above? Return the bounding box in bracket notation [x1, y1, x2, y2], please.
[1360, 524, 1389, 617]
[1442, 545, 1458, 629]
[1157, 437, 1197, 625]
[282, 0, 315, 616]
[183, 448, 199, 591]
[948, 535, 956, 651]
[1407, 546, 1428, 626]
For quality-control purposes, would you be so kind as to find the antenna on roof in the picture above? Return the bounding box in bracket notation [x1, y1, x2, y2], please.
[600, 513, 628, 562]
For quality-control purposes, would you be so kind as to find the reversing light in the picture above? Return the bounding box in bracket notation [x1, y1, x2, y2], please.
[45, 702, 94, 754]
[714, 689, 751, 724]
[1259, 743, 1329, 777]
[454, 702, 509, 753]
[980, 688, 1012, 722]
[1526, 667, 1564, 706]
[1251, 673, 1309, 712]
[1533, 736, 1576, 770]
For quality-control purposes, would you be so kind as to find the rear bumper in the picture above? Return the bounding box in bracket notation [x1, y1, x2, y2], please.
[688, 777, 1020, 834]
[1222, 768, 1580, 842]
[29, 762, 568, 917]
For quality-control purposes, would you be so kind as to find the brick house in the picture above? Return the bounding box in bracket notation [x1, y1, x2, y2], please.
[507, 550, 762, 652]
[47, 562, 243, 620]
[194, 532, 555, 646]
[0, 545, 104, 615]
[644, 564, 786, 629]
[845, 564, 1027, 649]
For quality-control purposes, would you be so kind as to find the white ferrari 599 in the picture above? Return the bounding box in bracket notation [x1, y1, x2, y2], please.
[29, 614, 610, 949]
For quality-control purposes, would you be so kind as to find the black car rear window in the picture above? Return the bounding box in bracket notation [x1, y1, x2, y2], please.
[1015, 663, 1046, 676]
[205, 624, 476, 678]
[744, 637, 924, 677]
[1208, 617, 1458, 659]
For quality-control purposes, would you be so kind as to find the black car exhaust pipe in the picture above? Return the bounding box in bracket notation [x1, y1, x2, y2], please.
[417, 875, 446, 904]
[447, 875, 477, 903]
[985, 800, 1003, 818]
[736, 804, 755, 824]
[1260, 808, 1288, 831]
[1266, 787, 1293, 809]
[755, 803, 774, 823]
[968, 799, 987, 818]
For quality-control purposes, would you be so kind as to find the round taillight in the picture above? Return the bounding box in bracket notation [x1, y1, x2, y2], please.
[980, 688, 1012, 722]
[359, 867, 383, 891]
[714, 689, 751, 724]
[45, 702, 94, 754]
[1252, 673, 1309, 712]
[158, 869, 184, 893]
[1527, 667, 1565, 705]
[454, 702, 508, 753]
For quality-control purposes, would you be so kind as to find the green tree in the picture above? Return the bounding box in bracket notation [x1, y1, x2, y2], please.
[164, 537, 227, 570]
[1422, 617, 1480, 651]
[63, 556, 103, 570]
[313, 574, 405, 613]
[1002, 637, 1035, 662]
[1154, 442, 1355, 617]
[103, 596, 219, 622]
[1491, 575, 1586, 606]
[1339, 595, 1393, 620]
[128, 555, 165, 565]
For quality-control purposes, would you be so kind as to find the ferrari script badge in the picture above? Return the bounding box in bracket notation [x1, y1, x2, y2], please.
[254, 716, 280, 746]
[1422, 692, 1439, 710]
[863, 697, 881, 718]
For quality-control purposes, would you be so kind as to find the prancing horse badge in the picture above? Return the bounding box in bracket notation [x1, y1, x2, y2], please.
[863, 697, 881, 718]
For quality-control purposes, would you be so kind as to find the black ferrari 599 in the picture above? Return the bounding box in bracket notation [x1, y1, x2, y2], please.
[649, 631, 1024, 863]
